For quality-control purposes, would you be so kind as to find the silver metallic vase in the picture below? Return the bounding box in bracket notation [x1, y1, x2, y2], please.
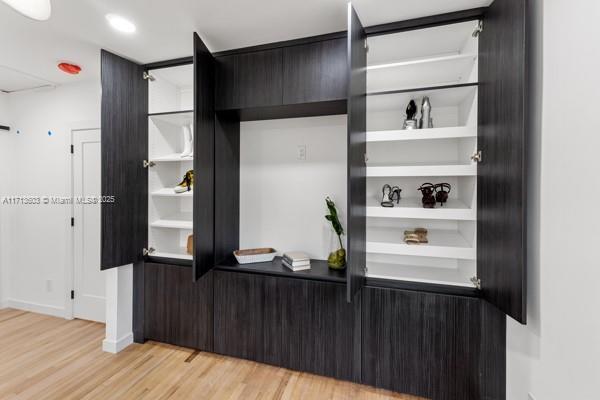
[419, 97, 434, 129]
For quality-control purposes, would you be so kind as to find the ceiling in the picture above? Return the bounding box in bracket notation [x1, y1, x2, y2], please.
[0, 0, 492, 92]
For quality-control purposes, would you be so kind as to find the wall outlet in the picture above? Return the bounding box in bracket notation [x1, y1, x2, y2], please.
[297, 145, 306, 160]
[46, 279, 53, 292]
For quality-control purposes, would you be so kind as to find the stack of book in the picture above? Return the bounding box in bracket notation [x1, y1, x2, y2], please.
[282, 252, 311, 271]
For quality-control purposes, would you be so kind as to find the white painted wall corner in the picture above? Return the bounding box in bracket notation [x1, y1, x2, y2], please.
[104, 264, 133, 354]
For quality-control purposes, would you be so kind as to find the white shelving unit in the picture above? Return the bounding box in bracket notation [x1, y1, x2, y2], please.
[147, 64, 194, 261]
[365, 21, 480, 288]
[366, 197, 475, 221]
[367, 162, 476, 177]
[150, 153, 194, 163]
[151, 188, 194, 198]
[367, 227, 475, 260]
[367, 126, 476, 142]
[150, 212, 194, 230]
[367, 53, 477, 93]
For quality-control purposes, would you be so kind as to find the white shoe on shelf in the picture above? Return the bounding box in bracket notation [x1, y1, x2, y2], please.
[180, 123, 193, 158]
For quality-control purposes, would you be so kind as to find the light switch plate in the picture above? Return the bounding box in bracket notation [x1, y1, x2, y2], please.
[297, 145, 306, 160]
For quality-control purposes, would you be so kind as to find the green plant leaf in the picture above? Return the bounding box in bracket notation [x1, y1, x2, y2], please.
[324, 196, 345, 238]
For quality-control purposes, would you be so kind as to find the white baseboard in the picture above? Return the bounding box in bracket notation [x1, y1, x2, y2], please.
[0, 299, 6, 309]
[102, 332, 133, 354]
[6, 299, 66, 318]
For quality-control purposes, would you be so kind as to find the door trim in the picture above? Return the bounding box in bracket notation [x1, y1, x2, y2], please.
[65, 121, 100, 320]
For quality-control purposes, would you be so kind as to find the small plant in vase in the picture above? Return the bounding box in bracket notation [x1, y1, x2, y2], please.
[325, 197, 346, 270]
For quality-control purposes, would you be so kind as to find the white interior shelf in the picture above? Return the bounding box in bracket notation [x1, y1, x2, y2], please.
[150, 153, 194, 162]
[367, 162, 477, 177]
[367, 197, 475, 220]
[367, 126, 476, 142]
[148, 110, 194, 126]
[152, 247, 193, 261]
[151, 188, 193, 198]
[366, 262, 473, 287]
[367, 227, 476, 260]
[368, 83, 476, 107]
[151, 212, 193, 229]
[367, 53, 477, 93]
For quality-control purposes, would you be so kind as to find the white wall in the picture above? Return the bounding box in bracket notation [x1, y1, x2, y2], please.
[0, 92, 13, 307]
[2, 82, 100, 316]
[506, 0, 600, 399]
[240, 115, 347, 259]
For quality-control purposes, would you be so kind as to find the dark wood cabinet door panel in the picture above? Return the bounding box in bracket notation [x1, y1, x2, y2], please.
[214, 271, 357, 380]
[193, 32, 216, 280]
[362, 287, 481, 400]
[215, 49, 283, 110]
[282, 38, 347, 104]
[281, 279, 355, 381]
[100, 50, 148, 269]
[213, 271, 283, 365]
[214, 111, 240, 265]
[346, 4, 367, 302]
[144, 263, 213, 351]
[478, 0, 528, 323]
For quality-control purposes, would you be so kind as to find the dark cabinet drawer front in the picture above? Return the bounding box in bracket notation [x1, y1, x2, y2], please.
[283, 38, 347, 104]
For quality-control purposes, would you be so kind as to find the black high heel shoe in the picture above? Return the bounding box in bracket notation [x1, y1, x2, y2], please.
[418, 183, 436, 208]
[390, 186, 402, 204]
[434, 183, 451, 206]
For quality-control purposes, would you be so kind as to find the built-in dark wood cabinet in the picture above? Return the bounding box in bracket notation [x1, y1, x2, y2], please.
[346, 4, 367, 303]
[100, 50, 148, 269]
[102, 2, 532, 399]
[477, 0, 529, 323]
[361, 286, 505, 400]
[215, 36, 348, 119]
[215, 49, 283, 110]
[213, 270, 358, 381]
[193, 33, 216, 281]
[282, 38, 347, 104]
[144, 263, 213, 350]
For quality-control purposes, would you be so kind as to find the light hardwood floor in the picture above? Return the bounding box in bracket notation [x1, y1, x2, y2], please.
[0, 309, 422, 400]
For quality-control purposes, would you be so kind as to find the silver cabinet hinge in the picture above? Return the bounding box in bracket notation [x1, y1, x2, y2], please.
[364, 153, 369, 164]
[364, 39, 369, 53]
[142, 71, 155, 81]
[471, 150, 482, 163]
[143, 160, 155, 168]
[470, 276, 481, 289]
[472, 20, 483, 37]
[143, 247, 155, 256]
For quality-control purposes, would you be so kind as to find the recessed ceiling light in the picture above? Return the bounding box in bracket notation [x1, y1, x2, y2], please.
[1, 0, 51, 21]
[106, 14, 136, 34]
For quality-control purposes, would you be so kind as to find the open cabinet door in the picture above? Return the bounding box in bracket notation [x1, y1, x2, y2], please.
[193, 33, 216, 281]
[346, 3, 367, 303]
[478, 0, 529, 323]
[101, 50, 148, 269]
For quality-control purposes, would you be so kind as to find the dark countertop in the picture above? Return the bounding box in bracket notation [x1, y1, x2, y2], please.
[215, 256, 347, 283]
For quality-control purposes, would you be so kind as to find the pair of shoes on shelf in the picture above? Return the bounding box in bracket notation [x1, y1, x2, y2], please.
[404, 228, 428, 245]
[180, 123, 194, 158]
[381, 184, 402, 207]
[174, 169, 194, 193]
[418, 182, 451, 208]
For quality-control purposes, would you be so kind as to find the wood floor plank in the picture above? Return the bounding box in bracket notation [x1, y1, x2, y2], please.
[0, 310, 423, 400]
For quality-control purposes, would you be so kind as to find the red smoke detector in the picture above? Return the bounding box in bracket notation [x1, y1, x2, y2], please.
[58, 62, 81, 75]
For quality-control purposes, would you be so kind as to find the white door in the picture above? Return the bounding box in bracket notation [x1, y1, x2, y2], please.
[73, 129, 105, 322]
